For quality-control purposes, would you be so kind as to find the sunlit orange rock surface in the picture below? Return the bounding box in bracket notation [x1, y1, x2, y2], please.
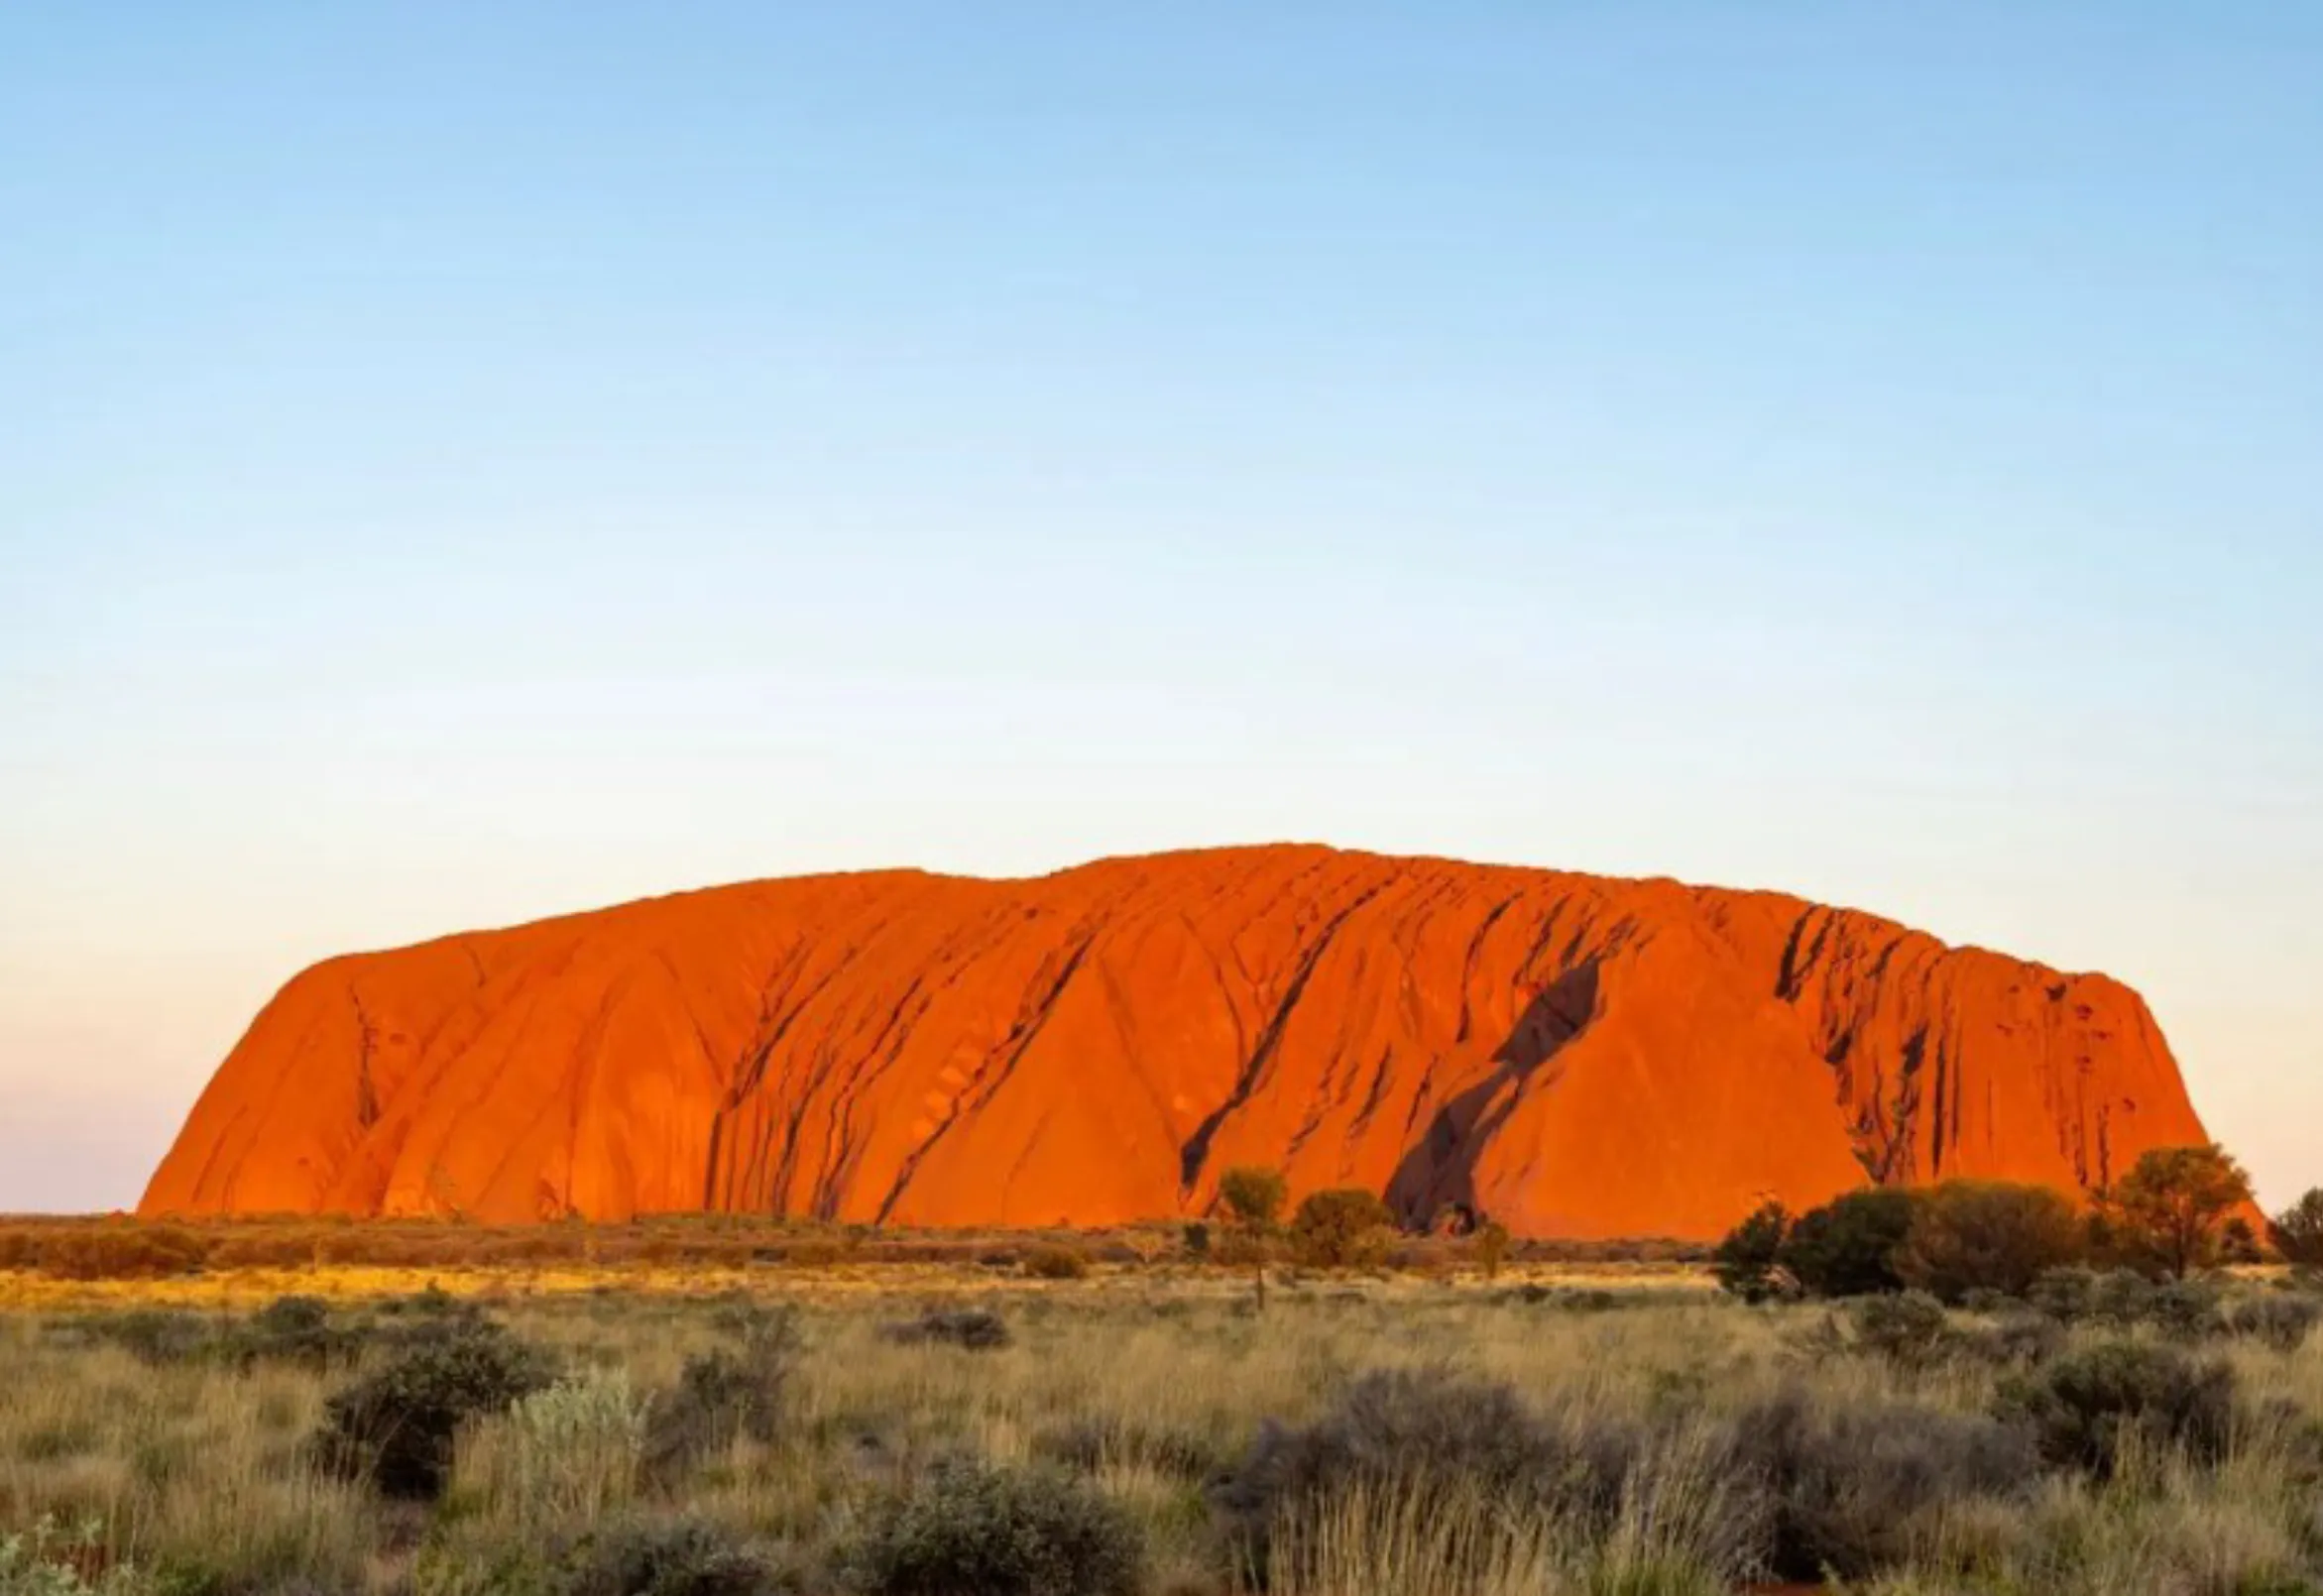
[141, 846, 2213, 1238]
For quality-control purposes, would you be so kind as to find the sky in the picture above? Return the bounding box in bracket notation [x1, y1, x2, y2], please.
[1, 4, 2317, 1213]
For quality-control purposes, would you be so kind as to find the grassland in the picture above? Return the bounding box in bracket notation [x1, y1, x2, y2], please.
[0, 1222, 2318, 1596]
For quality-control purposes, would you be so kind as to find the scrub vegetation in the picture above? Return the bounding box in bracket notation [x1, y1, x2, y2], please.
[0, 1163, 2317, 1595]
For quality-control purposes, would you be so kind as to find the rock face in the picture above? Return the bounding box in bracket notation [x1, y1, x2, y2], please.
[141, 846, 2213, 1238]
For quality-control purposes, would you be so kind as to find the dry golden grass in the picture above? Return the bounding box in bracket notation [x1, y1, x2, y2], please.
[0, 1253, 1713, 1313]
[0, 1212, 1706, 1282]
[0, 1255, 2316, 1595]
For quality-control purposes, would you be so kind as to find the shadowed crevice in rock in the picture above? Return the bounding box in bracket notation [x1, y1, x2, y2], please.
[1386, 960, 1598, 1227]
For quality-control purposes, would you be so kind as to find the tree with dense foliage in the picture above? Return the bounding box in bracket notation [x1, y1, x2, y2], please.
[1288, 1188, 1397, 1270]
[2100, 1144, 2256, 1280]
[1216, 1166, 1289, 1310]
[1712, 1200, 1792, 1302]
[2270, 1189, 2323, 1268]
[1895, 1180, 2086, 1303]
[1779, 1187, 1916, 1298]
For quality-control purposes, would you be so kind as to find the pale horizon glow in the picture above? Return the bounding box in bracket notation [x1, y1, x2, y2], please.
[2, 4, 2317, 1214]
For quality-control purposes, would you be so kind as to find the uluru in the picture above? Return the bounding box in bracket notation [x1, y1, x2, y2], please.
[140, 845, 2214, 1239]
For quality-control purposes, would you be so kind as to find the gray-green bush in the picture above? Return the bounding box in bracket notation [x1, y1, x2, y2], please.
[876, 1308, 1010, 1352]
[838, 1457, 1143, 1596]
[553, 1516, 789, 1596]
[1996, 1339, 2236, 1478]
[1733, 1388, 2040, 1582]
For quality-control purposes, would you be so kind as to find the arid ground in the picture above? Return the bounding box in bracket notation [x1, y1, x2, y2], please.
[2, 1218, 2319, 1596]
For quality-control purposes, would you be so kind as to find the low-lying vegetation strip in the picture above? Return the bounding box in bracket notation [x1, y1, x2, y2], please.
[0, 1260, 2317, 1596]
[0, 1212, 1707, 1288]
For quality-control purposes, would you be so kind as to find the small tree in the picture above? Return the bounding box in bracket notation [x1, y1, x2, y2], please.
[2101, 1144, 2256, 1280]
[1217, 1166, 1289, 1311]
[1896, 1180, 2086, 1304]
[1289, 1189, 1397, 1270]
[1118, 1229, 1171, 1269]
[1779, 1188, 1916, 1298]
[1712, 1200, 1792, 1303]
[1219, 1167, 1288, 1229]
[1472, 1220, 1512, 1283]
[2269, 1189, 2323, 1268]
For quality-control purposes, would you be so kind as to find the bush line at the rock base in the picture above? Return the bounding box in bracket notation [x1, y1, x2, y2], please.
[1712, 1142, 2323, 1306]
[14, 1145, 2321, 1291]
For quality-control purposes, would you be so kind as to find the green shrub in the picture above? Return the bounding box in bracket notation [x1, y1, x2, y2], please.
[148, 1530, 373, 1596]
[1224, 1367, 1549, 1497]
[2145, 1275, 2225, 1341]
[1894, 1180, 2084, 1303]
[364, 1285, 502, 1353]
[877, 1308, 1010, 1352]
[1711, 1201, 1792, 1303]
[2026, 1266, 2174, 1329]
[701, 1299, 798, 1346]
[2024, 1265, 2097, 1321]
[1845, 1291, 1955, 1369]
[1210, 1367, 1659, 1575]
[1958, 1310, 2065, 1369]
[643, 1330, 790, 1480]
[1022, 1245, 1090, 1282]
[1780, 1188, 1916, 1299]
[228, 1295, 359, 1367]
[420, 1515, 790, 1596]
[1996, 1339, 2236, 1477]
[90, 1309, 214, 1366]
[1732, 1389, 2039, 1582]
[2088, 1268, 2167, 1327]
[838, 1457, 1143, 1596]
[1287, 1190, 1397, 1270]
[2223, 1293, 2321, 1352]
[316, 1315, 558, 1499]
[553, 1516, 785, 1596]
[2028, 1269, 2225, 1340]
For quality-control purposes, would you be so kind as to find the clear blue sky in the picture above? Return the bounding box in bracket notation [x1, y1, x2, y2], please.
[2, 4, 2317, 1211]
